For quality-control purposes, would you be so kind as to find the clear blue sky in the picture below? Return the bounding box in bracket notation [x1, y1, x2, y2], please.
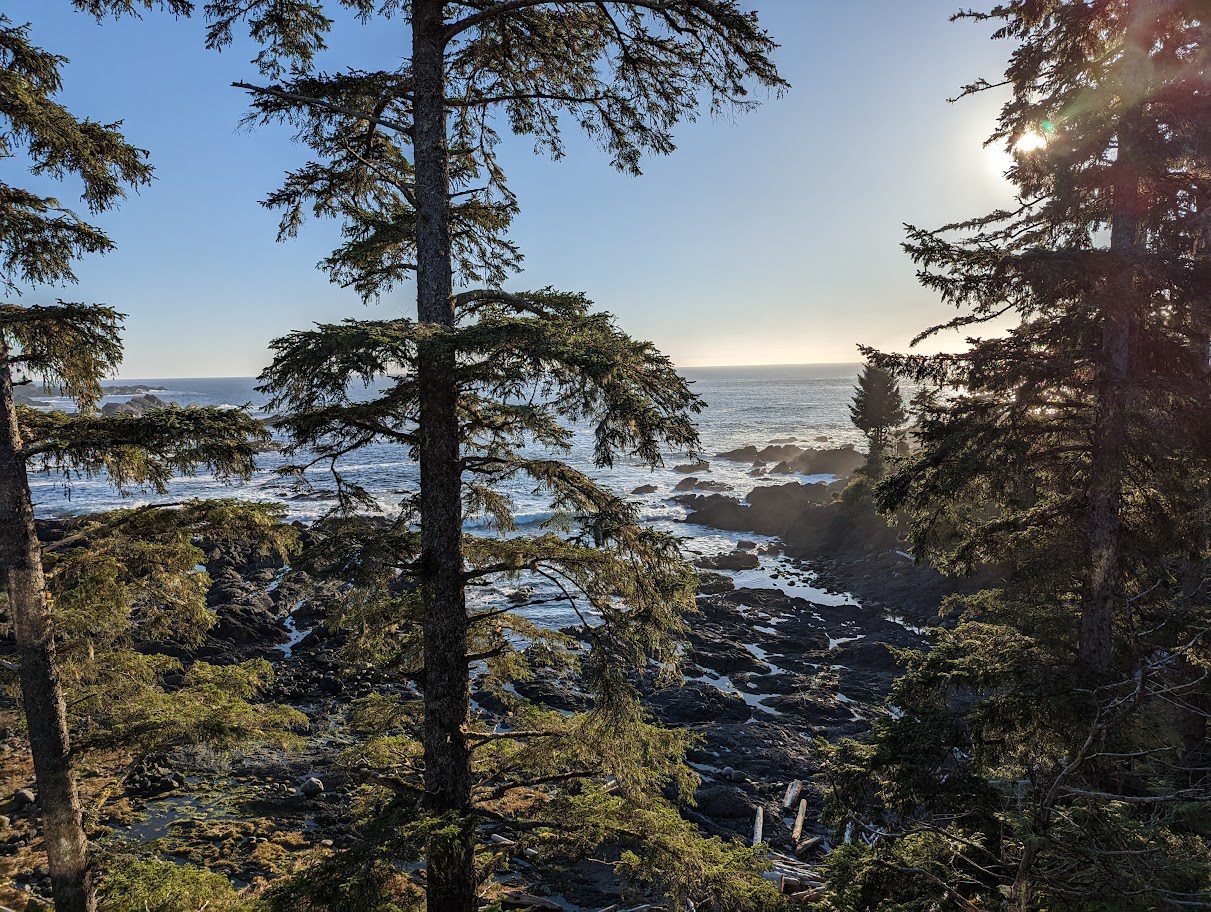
[8, 2, 1017, 378]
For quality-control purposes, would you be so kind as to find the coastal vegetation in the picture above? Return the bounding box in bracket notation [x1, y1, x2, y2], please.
[0, 2, 1207, 911]
[820, 2, 1211, 908]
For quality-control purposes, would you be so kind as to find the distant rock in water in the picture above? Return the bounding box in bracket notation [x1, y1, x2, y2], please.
[770, 445, 864, 477]
[631, 484, 658, 495]
[716, 444, 802, 463]
[101, 393, 169, 416]
[102, 384, 167, 395]
[680, 481, 839, 537]
[716, 443, 865, 478]
[674, 476, 731, 493]
[673, 458, 710, 474]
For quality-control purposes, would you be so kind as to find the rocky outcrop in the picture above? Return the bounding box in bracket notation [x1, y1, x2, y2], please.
[694, 549, 759, 571]
[716, 443, 866, 479]
[673, 476, 731, 493]
[681, 481, 840, 539]
[101, 393, 170, 416]
[102, 384, 167, 395]
[770, 445, 864, 478]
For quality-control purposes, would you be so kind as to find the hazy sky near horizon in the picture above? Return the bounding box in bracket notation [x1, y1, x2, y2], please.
[9, 1, 1019, 378]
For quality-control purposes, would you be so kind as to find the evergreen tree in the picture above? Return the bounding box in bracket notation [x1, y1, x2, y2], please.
[206, 2, 786, 908]
[849, 360, 906, 477]
[37, 500, 305, 765]
[0, 9, 268, 910]
[819, 2, 1211, 908]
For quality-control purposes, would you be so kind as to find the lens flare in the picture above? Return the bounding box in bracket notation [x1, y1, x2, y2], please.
[1015, 129, 1048, 153]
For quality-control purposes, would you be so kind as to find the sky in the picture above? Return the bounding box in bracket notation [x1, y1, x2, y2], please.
[7, 1, 1020, 378]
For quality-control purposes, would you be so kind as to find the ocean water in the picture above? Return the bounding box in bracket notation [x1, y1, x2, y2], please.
[26, 364, 865, 623]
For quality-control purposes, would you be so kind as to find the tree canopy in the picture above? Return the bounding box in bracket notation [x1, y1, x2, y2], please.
[821, 2, 1211, 908]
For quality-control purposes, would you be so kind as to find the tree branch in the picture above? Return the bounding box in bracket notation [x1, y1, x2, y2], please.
[233, 82, 413, 135]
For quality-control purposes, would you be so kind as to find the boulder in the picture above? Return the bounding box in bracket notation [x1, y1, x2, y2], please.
[694, 781, 754, 821]
[10, 788, 35, 809]
[690, 640, 770, 675]
[695, 549, 760, 572]
[300, 777, 325, 798]
[675, 476, 732, 493]
[696, 572, 735, 595]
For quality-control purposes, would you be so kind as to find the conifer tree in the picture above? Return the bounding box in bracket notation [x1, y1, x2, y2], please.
[868, 0, 1211, 671]
[206, 2, 786, 908]
[0, 9, 268, 910]
[849, 360, 906, 478]
[38, 500, 305, 766]
[819, 2, 1211, 908]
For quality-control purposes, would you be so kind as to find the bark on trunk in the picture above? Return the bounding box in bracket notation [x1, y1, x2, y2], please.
[1080, 24, 1146, 673]
[1177, 189, 1211, 771]
[411, 3, 476, 910]
[0, 342, 94, 912]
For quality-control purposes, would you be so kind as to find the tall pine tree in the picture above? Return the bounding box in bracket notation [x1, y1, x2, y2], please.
[206, 2, 786, 908]
[820, 2, 1211, 908]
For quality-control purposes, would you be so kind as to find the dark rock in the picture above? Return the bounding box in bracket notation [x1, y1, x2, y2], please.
[102, 384, 167, 395]
[696, 572, 735, 595]
[770, 445, 865, 478]
[763, 692, 857, 726]
[100, 393, 169, 416]
[631, 484, 658, 495]
[675, 476, 732, 493]
[831, 639, 901, 672]
[673, 459, 710, 474]
[512, 671, 591, 713]
[10, 788, 35, 808]
[699, 721, 815, 782]
[300, 777, 324, 797]
[716, 444, 803, 464]
[690, 639, 770, 675]
[646, 682, 751, 725]
[695, 549, 759, 572]
[694, 781, 753, 821]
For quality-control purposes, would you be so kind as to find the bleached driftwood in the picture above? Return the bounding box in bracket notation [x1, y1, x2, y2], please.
[791, 797, 807, 842]
[782, 779, 803, 810]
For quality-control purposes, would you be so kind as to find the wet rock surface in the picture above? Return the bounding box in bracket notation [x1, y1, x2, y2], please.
[6, 446, 952, 906]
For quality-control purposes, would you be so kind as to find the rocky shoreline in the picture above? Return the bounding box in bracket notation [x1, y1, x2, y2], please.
[3, 441, 958, 908]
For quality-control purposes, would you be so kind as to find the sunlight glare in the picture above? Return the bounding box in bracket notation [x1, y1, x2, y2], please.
[1015, 130, 1048, 153]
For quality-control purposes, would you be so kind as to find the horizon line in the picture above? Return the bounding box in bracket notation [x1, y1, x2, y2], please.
[107, 361, 865, 382]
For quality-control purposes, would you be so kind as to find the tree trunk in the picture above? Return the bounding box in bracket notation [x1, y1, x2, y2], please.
[1080, 17, 1147, 673]
[1177, 188, 1211, 772]
[411, 3, 477, 910]
[0, 342, 94, 912]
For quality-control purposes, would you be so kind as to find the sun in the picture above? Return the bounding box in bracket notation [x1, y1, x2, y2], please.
[1015, 119, 1056, 154]
[1015, 130, 1048, 153]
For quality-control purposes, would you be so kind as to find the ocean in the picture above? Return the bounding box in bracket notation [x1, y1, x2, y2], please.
[26, 364, 865, 624]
